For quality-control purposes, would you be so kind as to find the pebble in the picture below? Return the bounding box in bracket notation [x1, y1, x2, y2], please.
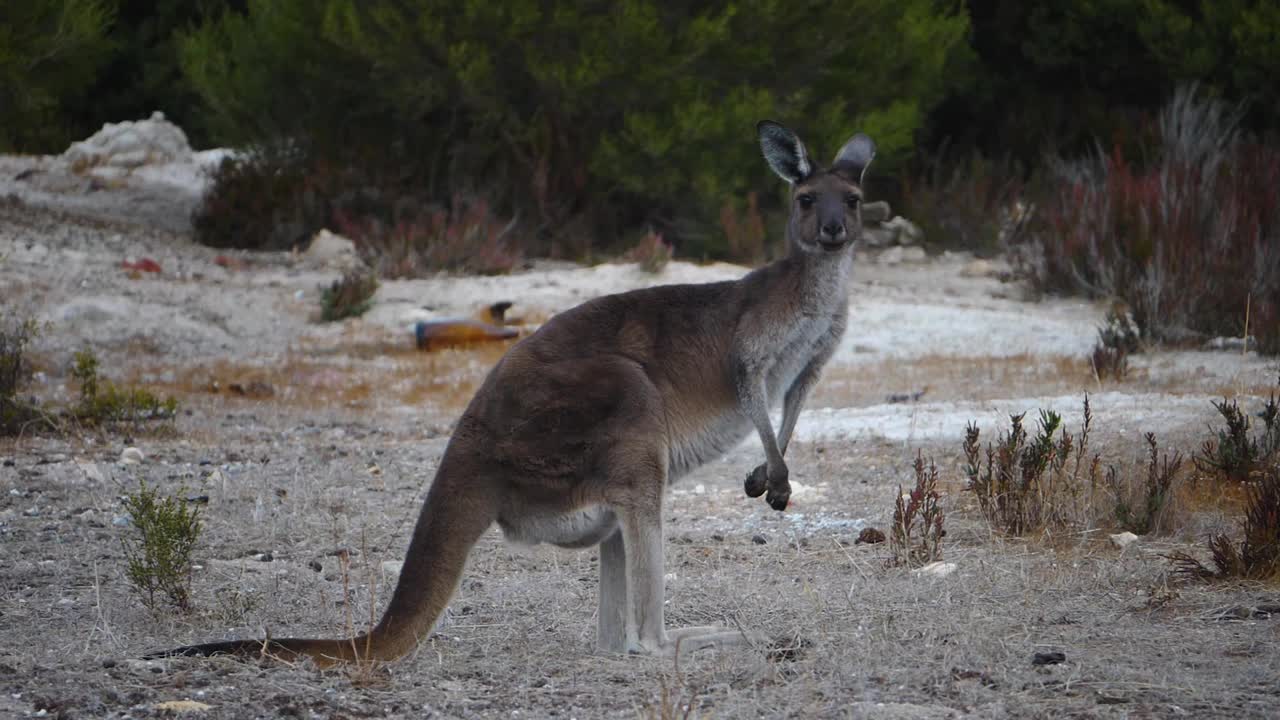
[911, 561, 957, 578]
[1109, 532, 1139, 550]
[1032, 651, 1066, 666]
[119, 447, 144, 465]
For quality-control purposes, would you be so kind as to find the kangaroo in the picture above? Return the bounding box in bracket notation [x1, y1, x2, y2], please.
[145, 120, 874, 665]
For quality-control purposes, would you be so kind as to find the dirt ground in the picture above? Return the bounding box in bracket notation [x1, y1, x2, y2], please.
[1, 167, 1278, 719]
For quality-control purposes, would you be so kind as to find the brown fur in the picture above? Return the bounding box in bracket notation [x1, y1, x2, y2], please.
[144, 121, 875, 664]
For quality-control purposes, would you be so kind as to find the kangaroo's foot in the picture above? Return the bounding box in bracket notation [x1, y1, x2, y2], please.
[626, 626, 748, 657]
[744, 463, 790, 511]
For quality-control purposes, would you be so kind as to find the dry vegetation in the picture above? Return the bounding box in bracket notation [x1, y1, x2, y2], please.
[2, 348, 1277, 719]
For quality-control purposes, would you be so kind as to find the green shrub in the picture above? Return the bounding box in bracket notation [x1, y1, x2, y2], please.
[318, 270, 379, 322]
[120, 479, 202, 612]
[901, 150, 1027, 254]
[0, 0, 113, 152]
[928, 2, 1280, 169]
[180, 0, 971, 258]
[71, 350, 178, 425]
[1195, 391, 1280, 483]
[964, 409, 1081, 535]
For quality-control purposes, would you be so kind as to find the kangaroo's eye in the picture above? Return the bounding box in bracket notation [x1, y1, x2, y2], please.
[797, 194, 815, 209]
[845, 195, 861, 209]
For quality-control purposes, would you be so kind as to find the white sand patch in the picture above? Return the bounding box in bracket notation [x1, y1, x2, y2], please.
[839, 295, 1101, 364]
[364, 260, 749, 327]
[791, 391, 1227, 444]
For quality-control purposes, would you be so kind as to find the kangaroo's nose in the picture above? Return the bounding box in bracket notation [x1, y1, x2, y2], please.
[822, 222, 845, 238]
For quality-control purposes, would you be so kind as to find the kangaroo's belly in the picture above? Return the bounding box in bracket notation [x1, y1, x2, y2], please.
[498, 504, 618, 548]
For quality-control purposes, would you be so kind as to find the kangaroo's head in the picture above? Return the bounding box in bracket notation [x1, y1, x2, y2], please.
[757, 121, 875, 256]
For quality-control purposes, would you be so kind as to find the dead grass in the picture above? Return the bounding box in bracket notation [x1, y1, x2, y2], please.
[130, 339, 514, 416]
[817, 352, 1096, 408]
[2, 418, 1278, 718]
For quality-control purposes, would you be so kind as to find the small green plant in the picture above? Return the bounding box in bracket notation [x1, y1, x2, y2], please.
[319, 270, 379, 322]
[1110, 433, 1184, 535]
[624, 229, 674, 274]
[889, 452, 945, 567]
[1195, 390, 1280, 482]
[71, 350, 178, 425]
[120, 480, 203, 612]
[1168, 463, 1280, 582]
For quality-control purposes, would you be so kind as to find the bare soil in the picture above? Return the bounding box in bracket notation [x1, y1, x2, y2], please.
[1, 180, 1278, 719]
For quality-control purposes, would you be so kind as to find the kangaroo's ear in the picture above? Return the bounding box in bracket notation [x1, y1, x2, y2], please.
[831, 133, 876, 185]
[757, 120, 812, 185]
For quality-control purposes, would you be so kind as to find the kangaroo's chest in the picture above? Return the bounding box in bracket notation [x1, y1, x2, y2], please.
[765, 308, 843, 404]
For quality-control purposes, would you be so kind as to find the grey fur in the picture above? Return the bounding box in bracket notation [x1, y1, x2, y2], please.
[144, 121, 874, 665]
[758, 120, 812, 183]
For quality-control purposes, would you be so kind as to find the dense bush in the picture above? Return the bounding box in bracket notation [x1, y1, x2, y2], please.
[0, 1, 113, 152]
[1014, 87, 1280, 353]
[926, 1, 1280, 166]
[180, 0, 971, 260]
[61, 1, 239, 150]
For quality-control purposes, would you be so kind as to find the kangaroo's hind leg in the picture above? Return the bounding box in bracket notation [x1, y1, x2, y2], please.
[600, 437, 747, 656]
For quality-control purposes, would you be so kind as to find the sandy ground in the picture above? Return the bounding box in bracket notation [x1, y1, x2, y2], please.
[1, 159, 1278, 719]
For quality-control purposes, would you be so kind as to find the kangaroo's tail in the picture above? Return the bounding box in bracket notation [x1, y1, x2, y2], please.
[143, 452, 500, 667]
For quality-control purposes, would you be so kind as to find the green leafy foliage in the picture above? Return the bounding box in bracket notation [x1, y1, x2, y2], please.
[1195, 392, 1280, 483]
[928, 1, 1280, 166]
[318, 270, 379, 323]
[120, 479, 202, 612]
[0, 0, 114, 151]
[71, 349, 178, 425]
[180, 0, 971, 258]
